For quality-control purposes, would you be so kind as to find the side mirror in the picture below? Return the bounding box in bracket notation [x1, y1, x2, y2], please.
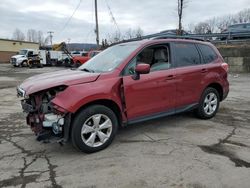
[132, 63, 150, 80]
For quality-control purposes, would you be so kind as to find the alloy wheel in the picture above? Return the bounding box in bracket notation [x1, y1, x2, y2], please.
[203, 92, 218, 115]
[81, 114, 112, 147]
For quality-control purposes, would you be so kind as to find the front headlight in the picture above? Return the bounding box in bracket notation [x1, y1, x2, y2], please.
[17, 86, 26, 98]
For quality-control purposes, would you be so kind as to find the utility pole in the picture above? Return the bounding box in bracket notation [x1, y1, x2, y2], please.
[47, 31, 54, 46]
[94, 0, 99, 47]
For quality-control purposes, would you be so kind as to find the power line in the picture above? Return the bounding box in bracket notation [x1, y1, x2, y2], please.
[58, 0, 82, 36]
[104, 0, 120, 35]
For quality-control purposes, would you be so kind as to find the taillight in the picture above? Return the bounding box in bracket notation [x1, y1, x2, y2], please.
[221, 62, 229, 72]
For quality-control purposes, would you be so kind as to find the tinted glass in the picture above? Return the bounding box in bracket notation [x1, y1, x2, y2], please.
[172, 43, 200, 67]
[198, 44, 218, 64]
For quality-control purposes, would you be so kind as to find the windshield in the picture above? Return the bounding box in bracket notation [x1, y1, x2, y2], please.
[19, 50, 27, 55]
[78, 44, 140, 73]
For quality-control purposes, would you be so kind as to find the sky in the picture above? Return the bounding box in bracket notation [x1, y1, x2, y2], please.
[0, 0, 250, 44]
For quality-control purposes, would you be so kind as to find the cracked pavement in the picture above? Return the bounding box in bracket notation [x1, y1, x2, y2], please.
[0, 64, 250, 188]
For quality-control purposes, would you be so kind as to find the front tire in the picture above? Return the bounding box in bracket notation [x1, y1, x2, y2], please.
[75, 61, 81, 67]
[71, 105, 118, 153]
[195, 87, 220, 119]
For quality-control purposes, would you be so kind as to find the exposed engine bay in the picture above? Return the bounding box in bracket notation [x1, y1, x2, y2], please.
[18, 85, 68, 141]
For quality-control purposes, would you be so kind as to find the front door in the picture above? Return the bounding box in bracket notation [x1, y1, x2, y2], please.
[122, 44, 176, 121]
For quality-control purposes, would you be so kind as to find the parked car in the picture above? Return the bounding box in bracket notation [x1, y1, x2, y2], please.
[160, 29, 189, 35]
[17, 38, 229, 153]
[221, 23, 250, 39]
[10, 49, 37, 67]
[72, 50, 101, 67]
[70, 51, 87, 57]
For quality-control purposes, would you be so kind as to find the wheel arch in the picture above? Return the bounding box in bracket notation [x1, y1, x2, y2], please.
[77, 99, 122, 122]
[205, 82, 223, 101]
[68, 99, 123, 141]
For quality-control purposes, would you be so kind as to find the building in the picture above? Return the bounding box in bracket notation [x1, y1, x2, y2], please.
[0, 38, 39, 63]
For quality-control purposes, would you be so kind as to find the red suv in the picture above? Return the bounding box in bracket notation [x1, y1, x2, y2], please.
[17, 38, 229, 153]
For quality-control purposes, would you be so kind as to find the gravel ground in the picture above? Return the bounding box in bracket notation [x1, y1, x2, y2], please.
[0, 64, 250, 188]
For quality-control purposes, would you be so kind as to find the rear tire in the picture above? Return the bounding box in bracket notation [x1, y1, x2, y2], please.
[195, 87, 220, 119]
[71, 105, 118, 153]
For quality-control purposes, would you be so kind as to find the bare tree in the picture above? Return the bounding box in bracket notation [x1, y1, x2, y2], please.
[177, 0, 187, 35]
[135, 27, 143, 38]
[27, 29, 38, 42]
[12, 28, 25, 41]
[191, 8, 250, 33]
[124, 28, 133, 40]
[194, 22, 211, 34]
[37, 31, 45, 45]
[107, 31, 122, 44]
[123, 27, 144, 40]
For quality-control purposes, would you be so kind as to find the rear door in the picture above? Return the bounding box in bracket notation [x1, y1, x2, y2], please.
[171, 42, 204, 108]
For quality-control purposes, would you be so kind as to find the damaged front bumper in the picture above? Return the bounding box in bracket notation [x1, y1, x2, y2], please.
[17, 87, 71, 143]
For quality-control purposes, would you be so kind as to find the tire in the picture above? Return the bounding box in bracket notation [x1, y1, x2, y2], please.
[195, 87, 220, 119]
[38, 64, 43, 68]
[76, 61, 81, 68]
[28, 63, 33, 69]
[71, 105, 118, 153]
[51, 61, 56, 66]
[22, 60, 27, 67]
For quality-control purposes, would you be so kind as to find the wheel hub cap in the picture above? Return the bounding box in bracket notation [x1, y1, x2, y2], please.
[81, 114, 112, 147]
[203, 92, 218, 115]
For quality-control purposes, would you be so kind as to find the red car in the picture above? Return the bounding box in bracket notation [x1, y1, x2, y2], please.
[17, 38, 229, 153]
[73, 50, 100, 67]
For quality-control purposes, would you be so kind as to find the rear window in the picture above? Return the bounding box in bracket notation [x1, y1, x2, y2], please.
[198, 44, 218, 64]
[172, 43, 201, 67]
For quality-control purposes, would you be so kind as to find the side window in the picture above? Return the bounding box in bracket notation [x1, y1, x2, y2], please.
[172, 43, 200, 67]
[198, 44, 218, 64]
[27, 51, 33, 57]
[123, 44, 171, 75]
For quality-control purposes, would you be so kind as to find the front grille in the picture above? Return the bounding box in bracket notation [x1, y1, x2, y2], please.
[11, 58, 16, 64]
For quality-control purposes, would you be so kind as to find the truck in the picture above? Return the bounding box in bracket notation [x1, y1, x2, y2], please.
[10, 48, 68, 67]
[72, 50, 101, 67]
[10, 49, 38, 67]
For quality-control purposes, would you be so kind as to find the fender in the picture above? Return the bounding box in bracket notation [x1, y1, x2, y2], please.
[51, 77, 127, 120]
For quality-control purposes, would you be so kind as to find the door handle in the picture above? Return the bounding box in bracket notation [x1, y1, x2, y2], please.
[165, 75, 175, 80]
[201, 68, 208, 73]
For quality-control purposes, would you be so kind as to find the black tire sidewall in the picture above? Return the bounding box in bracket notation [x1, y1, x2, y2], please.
[71, 105, 118, 153]
[197, 87, 220, 119]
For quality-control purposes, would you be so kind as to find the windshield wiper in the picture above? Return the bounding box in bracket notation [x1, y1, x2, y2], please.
[81, 68, 95, 73]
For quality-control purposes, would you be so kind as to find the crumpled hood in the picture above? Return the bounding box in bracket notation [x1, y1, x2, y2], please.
[20, 69, 100, 95]
[12, 55, 25, 59]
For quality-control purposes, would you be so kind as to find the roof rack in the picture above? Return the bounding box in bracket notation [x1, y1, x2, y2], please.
[152, 35, 209, 42]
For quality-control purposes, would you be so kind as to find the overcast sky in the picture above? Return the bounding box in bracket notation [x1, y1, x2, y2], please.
[0, 0, 250, 43]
